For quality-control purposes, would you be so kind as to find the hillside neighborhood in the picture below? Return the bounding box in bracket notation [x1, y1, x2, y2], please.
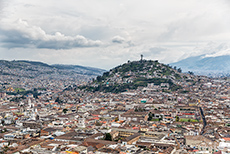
[0, 60, 229, 154]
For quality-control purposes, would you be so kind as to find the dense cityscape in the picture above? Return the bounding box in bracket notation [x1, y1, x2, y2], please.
[0, 59, 229, 154]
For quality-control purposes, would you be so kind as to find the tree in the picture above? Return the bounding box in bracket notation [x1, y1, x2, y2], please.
[148, 112, 152, 121]
[159, 115, 163, 121]
[1, 120, 4, 126]
[177, 68, 182, 73]
[33, 93, 38, 99]
[55, 97, 62, 104]
[105, 133, 112, 141]
[103, 72, 109, 77]
[188, 71, 194, 75]
[63, 108, 68, 114]
[96, 76, 102, 82]
[175, 116, 179, 122]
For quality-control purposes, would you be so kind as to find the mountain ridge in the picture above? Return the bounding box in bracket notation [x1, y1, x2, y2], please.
[170, 55, 230, 76]
[0, 60, 106, 78]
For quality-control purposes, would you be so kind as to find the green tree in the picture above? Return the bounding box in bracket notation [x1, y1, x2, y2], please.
[175, 116, 179, 122]
[105, 133, 112, 141]
[177, 68, 182, 73]
[63, 108, 68, 114]
[148, 112, 152, 121]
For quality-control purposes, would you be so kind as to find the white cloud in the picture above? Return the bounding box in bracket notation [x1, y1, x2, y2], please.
[0, 19, 103, 49]
[204, 49, 230, 57]
[203, 42, 230, 57]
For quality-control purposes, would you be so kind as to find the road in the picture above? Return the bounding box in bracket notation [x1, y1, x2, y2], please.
[199, 107, 206, 135]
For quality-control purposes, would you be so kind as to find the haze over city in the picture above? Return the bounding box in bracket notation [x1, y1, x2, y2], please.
[0, 0, 230, 69]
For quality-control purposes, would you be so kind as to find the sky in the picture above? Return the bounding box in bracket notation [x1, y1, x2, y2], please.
[0, 0, 230, 69]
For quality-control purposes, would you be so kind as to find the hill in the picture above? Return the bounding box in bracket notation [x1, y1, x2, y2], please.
[52, 64, 105, 76]
[171, 55, 230, 77]
[80, 59, 191, 93]
[0, 60, 105, 78]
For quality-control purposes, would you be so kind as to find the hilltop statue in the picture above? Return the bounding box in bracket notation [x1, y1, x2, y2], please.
[140, 54, 143, 62]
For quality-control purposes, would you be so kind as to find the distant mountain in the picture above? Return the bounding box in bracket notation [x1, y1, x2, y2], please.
[80, 59, 195, 93]
[0, 60, 106, 78]
[52, 64, 105, 76]
[170, 55, 230, 76]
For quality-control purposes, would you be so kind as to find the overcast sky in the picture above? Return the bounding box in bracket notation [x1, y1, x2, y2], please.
[0, 0, 230, 69]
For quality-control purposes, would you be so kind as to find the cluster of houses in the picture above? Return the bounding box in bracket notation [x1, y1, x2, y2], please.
[0, 61, 229, 153]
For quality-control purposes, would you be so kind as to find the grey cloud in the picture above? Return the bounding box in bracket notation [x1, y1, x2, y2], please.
[112, 35, 125, 44]
[0, 19, 103, 49]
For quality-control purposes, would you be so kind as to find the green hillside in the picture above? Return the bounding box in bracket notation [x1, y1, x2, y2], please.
[80, 59, 184, 93]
